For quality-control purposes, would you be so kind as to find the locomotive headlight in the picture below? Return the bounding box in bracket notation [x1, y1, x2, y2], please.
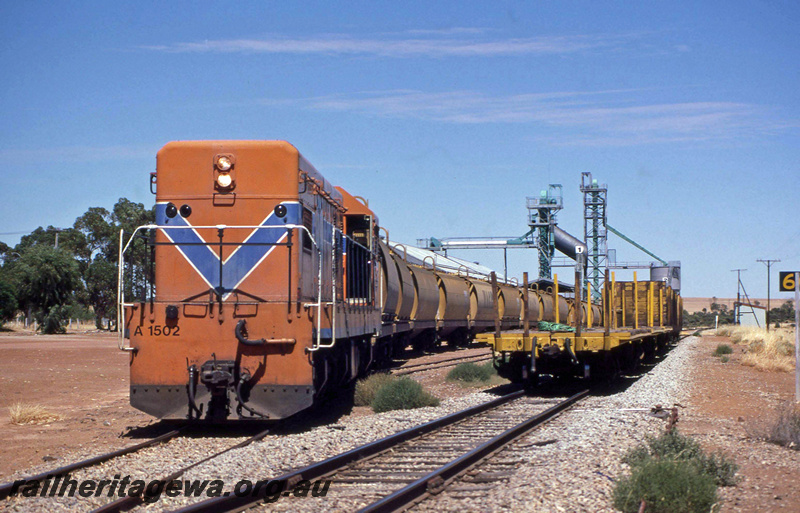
[215, 155, 233, 172]
[214, 154, 235, 192]
[216, 173, 233, 188]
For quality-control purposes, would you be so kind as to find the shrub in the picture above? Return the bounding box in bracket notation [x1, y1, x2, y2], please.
[615, 430, 737, 512]
[696, 450, 739, 487]
[446, 362, 496, 383]
[750, 401, 800, 450]
[39, 305, 70, 334]
[9, 403, 63, 425]
[622, 430, 703, 467]
[613, 458, 717, 513]
[720, 355, 730, 363]
[354, 373, 394, 406]
[622, 430, 737, 487]
[713, 344, 733, 356]
[371, 377, 439, 413]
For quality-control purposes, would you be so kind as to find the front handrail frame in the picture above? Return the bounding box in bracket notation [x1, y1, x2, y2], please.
[117, 224, 321, 351]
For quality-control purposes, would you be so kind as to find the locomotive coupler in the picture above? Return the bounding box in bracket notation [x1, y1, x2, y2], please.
[200, 358, 237, 421]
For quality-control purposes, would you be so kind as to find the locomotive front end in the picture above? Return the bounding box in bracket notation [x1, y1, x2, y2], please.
[120, 141, 339, 421]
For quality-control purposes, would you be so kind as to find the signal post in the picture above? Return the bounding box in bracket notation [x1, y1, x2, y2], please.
[779, 271, 800, 402]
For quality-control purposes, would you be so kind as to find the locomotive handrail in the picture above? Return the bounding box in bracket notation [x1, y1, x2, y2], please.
[117, 229, 132, 351]
[117, 223, 321, 353]
[422, 255, 436, 270]
[307, 223, 379, 352]
[117, 221, 375, 353]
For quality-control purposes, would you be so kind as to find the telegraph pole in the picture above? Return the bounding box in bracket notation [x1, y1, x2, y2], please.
[49, 227, 65, 249]
[757, 259, 780, 331]
[731, 269, 746, 325]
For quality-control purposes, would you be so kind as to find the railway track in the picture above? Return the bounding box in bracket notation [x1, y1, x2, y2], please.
[0, 350, 488, 510]
[0, 424, 277, 512]
[390, 352, 492, 376]
[0, 426, 186, 501]
[91, 428, 271, 513]
[172, 389, 588, 513]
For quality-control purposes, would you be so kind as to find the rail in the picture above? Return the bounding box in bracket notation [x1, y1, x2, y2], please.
[91, 428, 271, 513]
[391, 353, 492, 376]
[0, 427, 185, 500]
[361, 389, 589, 512]
[171, 389, 588, 513]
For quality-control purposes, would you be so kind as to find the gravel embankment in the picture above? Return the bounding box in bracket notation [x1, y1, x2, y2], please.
[149, 392, 508, 511]
[3, 337, 697, 512]
[3, 391, 506, 512]
[415, 336, 698, 512]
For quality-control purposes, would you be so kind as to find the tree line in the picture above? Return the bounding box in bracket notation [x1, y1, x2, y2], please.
[0, 198, 153, 333]
[682, 297, 796, 328]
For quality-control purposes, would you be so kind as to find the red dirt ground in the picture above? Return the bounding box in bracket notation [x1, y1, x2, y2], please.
[0, 331, 152, 478]
[681, 334, 800, 512]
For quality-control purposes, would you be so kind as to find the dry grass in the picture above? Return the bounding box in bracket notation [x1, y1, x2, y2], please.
[748, 401, 800, 450]
[9, 402, 63, 425]
[716, 325, 796, 372]
[715, 325, 735, 337]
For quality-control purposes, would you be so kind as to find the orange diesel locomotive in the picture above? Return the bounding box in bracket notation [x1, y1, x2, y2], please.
[120, 141, 384, 421]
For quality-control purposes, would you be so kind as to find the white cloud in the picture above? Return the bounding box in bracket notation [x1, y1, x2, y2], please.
[0, 145, 155, 163]
[263, 90, 788, 146]
[145, 31, 627, 57]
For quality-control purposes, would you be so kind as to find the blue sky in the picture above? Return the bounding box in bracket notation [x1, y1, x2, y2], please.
[1, 1, 798, 299]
